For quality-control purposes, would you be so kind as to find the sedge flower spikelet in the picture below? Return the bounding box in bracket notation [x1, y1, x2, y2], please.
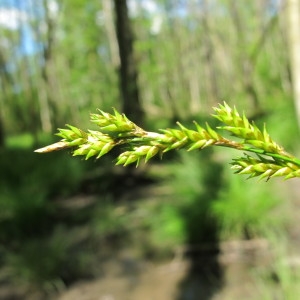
[34, 102, 300, 180]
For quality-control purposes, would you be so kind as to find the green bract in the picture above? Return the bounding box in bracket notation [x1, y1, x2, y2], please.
[35, 102, 300, 180]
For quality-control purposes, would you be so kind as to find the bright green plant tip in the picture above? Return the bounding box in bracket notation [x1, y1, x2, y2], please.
[35, 102, 300, 180]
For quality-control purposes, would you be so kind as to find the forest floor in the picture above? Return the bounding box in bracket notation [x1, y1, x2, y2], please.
[1, 176, 299, 300]
[55, 179, 300, 300]
[56, 238, 270, 300]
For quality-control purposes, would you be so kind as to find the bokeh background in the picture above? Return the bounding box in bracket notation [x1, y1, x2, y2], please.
[1, 0, 300, 299]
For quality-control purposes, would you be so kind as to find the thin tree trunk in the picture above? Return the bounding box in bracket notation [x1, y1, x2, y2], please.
[33, 0, 57, 132]
[286, 0, 300, 129]
[202, 0, 220, 106]
[103, 0, 120, 68]
[0, 49, 11, 147]
[113, 0, 144, 125]
[229, 0, 261, 112]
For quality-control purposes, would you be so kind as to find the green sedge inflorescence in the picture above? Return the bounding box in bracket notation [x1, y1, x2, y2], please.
[35, 102, 300, 180]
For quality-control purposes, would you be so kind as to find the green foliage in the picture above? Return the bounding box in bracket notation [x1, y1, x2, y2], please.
[212, 171, 284, 240]
[1, 123, 291, 295]
[154, 205, 185, 243]
[90, 199, 130, 239]
[144, 203, 186, 252]
[126, 151, 223, 258]
[164, 151, 222, 244]
[0, 145, 93, 290]
[6, 226, 92, 291]
[0, 156, 62, 231]
[263, 101, 300, 152]
[0, 187, 50, 240]
[6, 133, 35, 149]
[0, 148, 83, 199]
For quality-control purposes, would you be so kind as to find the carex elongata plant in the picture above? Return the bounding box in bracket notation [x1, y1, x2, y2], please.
[35, 102, 300, 180]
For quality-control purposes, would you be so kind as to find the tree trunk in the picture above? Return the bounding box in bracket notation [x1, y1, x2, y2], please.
[103, 0, 120, 68]
[113, 0, 144, 125]
[0, 49, 11, 148]
[286, 0, 300, 129]
[229, 0, 261, 112]
[0, 115, 4, 148]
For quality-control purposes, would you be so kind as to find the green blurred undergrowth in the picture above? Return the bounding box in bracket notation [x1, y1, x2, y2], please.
[0, 102, 297, 297]
[0, 134, 108, 291]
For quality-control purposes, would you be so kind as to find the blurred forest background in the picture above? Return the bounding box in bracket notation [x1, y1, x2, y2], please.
[1, 0, 300, 299]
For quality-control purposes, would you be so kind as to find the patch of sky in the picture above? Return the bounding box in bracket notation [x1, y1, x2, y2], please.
[0, 0, 52, 56]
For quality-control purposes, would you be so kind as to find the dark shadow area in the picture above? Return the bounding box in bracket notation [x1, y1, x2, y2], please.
[176, 150, 224, 300]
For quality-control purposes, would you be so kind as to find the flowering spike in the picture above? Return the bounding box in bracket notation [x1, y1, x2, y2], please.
[205, 122, 220, 140]
[97, 142, 115, 158]
[35, 104, 300, 181]
[187, 140, 206, 151]
[145, 146, 160, 162]
[193, 121, 205, 133]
